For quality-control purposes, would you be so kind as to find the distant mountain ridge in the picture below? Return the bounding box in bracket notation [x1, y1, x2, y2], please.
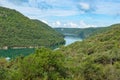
[0, 6, 65, 49]
[55, 27, 108, 39]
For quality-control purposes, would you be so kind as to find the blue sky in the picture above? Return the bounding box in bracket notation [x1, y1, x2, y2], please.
[0, 0, 120, 28]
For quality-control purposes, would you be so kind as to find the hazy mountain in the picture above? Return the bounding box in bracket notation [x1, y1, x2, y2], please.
[55, 27, 108, 39]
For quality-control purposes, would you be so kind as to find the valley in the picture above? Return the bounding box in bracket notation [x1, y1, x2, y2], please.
[0, 1, 120, 79]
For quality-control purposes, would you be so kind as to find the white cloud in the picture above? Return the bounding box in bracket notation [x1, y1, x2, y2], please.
[0, 0, 119, 28]
[62, 21, 96, 28]
[50, 21, 79, 28]
[51, 21, 61, 27]
[56, 21, 61, 26]
[1, 0, 119, 18]
[63, 22, 79, 28]
[41, 20, 48, 24]
[51, 21, 96, 28]
[79, 20, 96, 28]
[0, 0, 79, 19]
[79, 2, 90, 10]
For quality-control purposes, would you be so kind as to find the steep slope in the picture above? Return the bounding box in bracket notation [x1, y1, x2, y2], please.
[61, 24, 120, 54]
[58, 23, 120, 80]
[0, 7, 65, 49]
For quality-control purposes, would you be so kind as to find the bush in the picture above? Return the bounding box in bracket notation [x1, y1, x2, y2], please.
[14, 48, 68, 80]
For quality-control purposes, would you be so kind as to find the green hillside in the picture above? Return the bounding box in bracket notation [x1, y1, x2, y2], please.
[58, 23, 120, 80]
[1, 6, 120, 80]
[55, 27, 108, 39]
[0, 23, 120, 80]
[0, 7, 65, 49]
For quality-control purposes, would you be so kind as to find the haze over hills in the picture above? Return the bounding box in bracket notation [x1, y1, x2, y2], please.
[0, 7, 65, 49]
[55, 27, 108, 39]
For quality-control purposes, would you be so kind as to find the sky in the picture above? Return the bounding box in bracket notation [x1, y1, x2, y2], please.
[0, 0, 120, 28]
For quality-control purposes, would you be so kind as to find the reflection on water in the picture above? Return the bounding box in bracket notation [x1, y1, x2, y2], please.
[64, 36, 82, 46]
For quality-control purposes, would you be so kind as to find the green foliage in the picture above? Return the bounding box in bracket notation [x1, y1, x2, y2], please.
[3, 48, 68, 80]
[0, 7, 65, 49]
[58, 23, 120, 80]
[0, 23, 118, 80]
[1, 6, 120, 80]
[0, 58, 9, 80]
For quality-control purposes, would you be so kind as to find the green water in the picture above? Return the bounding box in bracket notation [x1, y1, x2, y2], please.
[0, 45, 62, 58]
[0, 48, 35, 58]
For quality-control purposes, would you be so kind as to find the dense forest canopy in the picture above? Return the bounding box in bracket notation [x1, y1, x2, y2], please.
[1, 22, 120, 79]
[0, 7, 65, 49]
[57, 23, 120, 80]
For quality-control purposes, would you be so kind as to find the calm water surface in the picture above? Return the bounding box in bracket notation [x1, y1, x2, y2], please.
[0, 36, 82, 58]
[64, 36, 82, 46]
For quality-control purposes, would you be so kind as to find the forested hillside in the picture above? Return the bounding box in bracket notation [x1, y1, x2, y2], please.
[55, 27, 108, 39]
[0, 7, 65, 49]
[58, 23, 120, 80]
[1, 23, 120, 80]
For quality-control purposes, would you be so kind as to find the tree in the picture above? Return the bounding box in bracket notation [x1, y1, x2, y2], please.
[14, 48, 68, 80]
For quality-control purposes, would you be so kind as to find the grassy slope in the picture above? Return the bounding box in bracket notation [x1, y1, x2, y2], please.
[0, 7, 65, 48]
